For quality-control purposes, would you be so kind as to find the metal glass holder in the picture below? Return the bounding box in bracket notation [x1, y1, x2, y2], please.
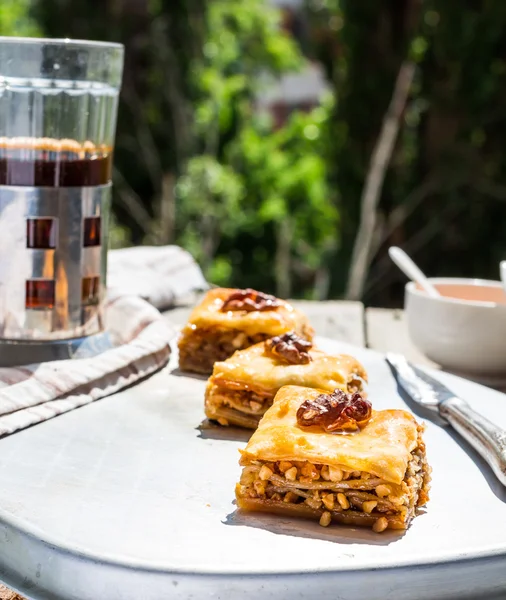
[0, 185, 111, 367]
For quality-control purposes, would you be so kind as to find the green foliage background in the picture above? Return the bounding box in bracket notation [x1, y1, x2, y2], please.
[3, 0, 506, 305]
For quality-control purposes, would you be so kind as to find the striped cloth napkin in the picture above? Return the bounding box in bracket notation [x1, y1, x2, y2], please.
[0, 245, 207, 437]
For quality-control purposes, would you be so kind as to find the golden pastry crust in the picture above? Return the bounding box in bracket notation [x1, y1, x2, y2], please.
[178, 289, 314, 374]
[181, 288, 314, 338]
[240, 385, 418, 485]
[205, 341, 367, 429]
[209, 342, 366, 397]
[236, 385, 431, 532]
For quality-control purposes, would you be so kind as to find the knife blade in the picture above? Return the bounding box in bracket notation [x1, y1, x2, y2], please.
[386, 353, 506, 487]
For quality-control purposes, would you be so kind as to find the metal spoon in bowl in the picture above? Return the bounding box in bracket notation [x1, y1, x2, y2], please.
[388, 246, 440, 298]
[501, 261, 506, 294]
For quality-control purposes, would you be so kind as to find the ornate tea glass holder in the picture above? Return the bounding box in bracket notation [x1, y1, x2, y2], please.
[0, 37, 124, 366]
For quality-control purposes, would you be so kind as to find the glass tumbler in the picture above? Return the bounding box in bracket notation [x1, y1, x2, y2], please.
[0, 37, 124, 365]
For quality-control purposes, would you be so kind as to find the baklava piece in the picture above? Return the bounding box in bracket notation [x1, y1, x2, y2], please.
[178, 288, 314, 374]
[236, 385, 431, 533]
[205, 333, 367, 428]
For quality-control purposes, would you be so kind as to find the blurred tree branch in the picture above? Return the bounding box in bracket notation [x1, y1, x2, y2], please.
[345, 60, 416, 300]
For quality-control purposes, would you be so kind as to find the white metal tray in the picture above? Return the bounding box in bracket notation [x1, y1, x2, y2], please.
[1, 337, 506, 600]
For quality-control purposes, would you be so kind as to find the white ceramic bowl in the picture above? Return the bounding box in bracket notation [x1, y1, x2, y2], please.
[405, 277, 506, 375]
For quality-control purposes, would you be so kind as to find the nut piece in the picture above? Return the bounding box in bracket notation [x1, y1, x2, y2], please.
[305, 497, 322, 510]
[254, 480, 266, 495]
[264, 332, 312, 365]
[296, 389, 372, 433]
[375, 484, 391, 498]
[301, 462, 319, 480]
[372, 517, 389, 533]
[322, 493, 335, 510]
[278, 461, 293, 473]
[348, 373, 366, 393]
[284, 491, 299, 503]
[259, 465, 273, 481]
[388, 494, 405, 506]
[337, 493, 350, 510]
[328, 466, 343, 482]
[285, 466, 298, 481]
[240, 470, 256, 485]
[319, 511, 332, 527]
[221, 288, 281, 312]
[362, 500, 378, 514]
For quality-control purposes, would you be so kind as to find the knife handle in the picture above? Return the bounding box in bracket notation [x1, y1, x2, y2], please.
[440, 397, 506, 487]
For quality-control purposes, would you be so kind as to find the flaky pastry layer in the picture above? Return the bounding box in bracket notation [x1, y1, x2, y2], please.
[205, 344, 367, 428]
[236, 436, 430, 532]
[240, 386, 418, 484]
[236, 387, 431, 532]
[178, 289, 314, 374]
[209, 341, 367, 397]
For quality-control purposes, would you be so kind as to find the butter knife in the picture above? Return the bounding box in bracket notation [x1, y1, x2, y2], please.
[386, 353, 506, 487]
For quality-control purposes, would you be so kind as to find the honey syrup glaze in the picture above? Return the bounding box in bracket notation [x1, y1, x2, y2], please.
[0, 137, 112, 187]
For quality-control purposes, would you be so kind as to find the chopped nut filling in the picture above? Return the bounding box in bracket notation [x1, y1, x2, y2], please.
[373, 517, 389, 533]
[181, 319, 313, 375]
[375, 484, 391, 498]
[347, 373, 367, 393]
[319, 511, 332, 527]
[337, 492, 350, 510]
[208, 386, 269, 416]
[205, 370, 366, 429]
[237, 432, 431, 533]
[179, 328, 270, 374]
[362, 500, 378, 513]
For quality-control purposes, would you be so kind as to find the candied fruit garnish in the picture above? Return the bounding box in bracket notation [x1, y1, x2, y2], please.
[296, 389, 372, 433]
[221, 288, 281, 312]
[265, 332, 312, 364]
